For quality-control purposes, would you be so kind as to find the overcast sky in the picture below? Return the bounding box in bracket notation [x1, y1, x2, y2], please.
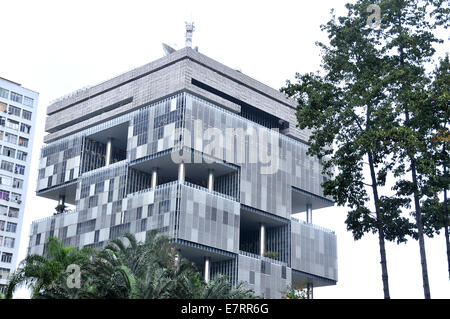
[1, 0, 449, 298]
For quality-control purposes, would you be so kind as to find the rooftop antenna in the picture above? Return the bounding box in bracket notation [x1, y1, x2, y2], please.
[185, 22, 195, 48]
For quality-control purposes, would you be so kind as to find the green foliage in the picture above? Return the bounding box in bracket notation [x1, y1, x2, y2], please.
[263, 251, 279, 259]
[5, 236, 95, 299]
[5, 232, 257, 299]
[54, 204, 68, 215]
[281, 0, 415, 245]
[283, 285, 308, 299]
[281, 0, 448, 298]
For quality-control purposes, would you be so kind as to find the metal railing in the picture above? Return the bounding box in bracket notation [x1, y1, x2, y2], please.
[239, 250, 288, 266]
[291, 217, 335, 235]
[182, 181, 238, 202]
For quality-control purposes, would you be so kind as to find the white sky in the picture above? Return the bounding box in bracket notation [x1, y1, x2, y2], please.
[1, 0, 449, 299]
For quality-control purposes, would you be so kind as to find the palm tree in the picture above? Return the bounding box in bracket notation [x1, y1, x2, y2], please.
[81, 232, 257, 299]
[199, 275, 257, 299]
[6, 231, 257, 299]
[5, 237, 94, 299]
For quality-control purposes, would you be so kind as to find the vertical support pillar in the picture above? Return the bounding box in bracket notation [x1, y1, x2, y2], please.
[207, 169, 215, 191]
[204, 256, 210, 283]
[58, 194, 65, 207]
[151, 168, 158, 189]
[307, 283, 314, 299]
[306, 203, 312, 224]
[56, 194, 66, 214]
[174, 249, 180, 268]
[178, 162, 185, 183]
[260, 223, 266, 257]
[105, 138, 113, 167]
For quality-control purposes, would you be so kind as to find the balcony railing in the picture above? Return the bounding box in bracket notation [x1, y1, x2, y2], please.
[239, 250, 288, 266]
[291, 217, 335, 234]
[182, 181, 237, 202]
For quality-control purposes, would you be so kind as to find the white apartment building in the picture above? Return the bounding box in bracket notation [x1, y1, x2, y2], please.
[0, 77, 38, 293]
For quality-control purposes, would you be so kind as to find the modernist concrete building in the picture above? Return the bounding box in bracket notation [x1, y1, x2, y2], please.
[0, 77, 38, 293]
[28, 46, 337, 298]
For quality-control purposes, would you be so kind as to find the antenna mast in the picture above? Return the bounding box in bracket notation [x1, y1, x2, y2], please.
[185, 22, 195, 48]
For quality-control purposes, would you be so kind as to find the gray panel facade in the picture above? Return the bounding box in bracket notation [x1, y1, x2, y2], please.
[29, 48, 337, 298]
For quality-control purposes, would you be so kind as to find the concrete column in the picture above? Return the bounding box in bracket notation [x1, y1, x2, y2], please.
[58, 194, 65, 207]
[174, 249, 180, 268]
[207, 169, 215, 191]
[178, 162, 185, 183]
[306, 204, 312, 224]
[56, 194, 66, 214]
[151, 168, 158, 189]
[307, 283, 314, 299]
[259, 223, 266, 257]
[105, 138, 113, 167]
[204, 257, 210, 283]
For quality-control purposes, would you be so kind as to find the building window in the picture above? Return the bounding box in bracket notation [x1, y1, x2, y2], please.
[0, 87, 9, 99]
[14, 164, 25, 175]
[16, 150, 27, 161]
[6, 119, 19, 131]
[0, 205, 7, 216]
[10, 92, 22, 104]
[35, 233, 41, 246]
[8, 105, 21, 117]
[3, 237, 15, 248]
[22, 110, 32, 121]
[1, 252, 13, 263]
[0, 116, 5, 127]
[0, 102, 7, 113]
[20, 123, 31, 134]
[0, 220, 4, 231]
[5, 132, 18, 144]
[0, 130, 3, 140]
[1, 160, 14, 172]
[12, 178, 23, 189]
[3, 146, 16, 158]
[0, 174, 12, 187]
[18, 136, 28, 147]
[8, 207, 19, 218]
[0, 189, 10, 201]
[6, 222, 17, 233]
[23, 96, 33, 107]
[0, 267, 10, 280]
[10, 193, 21, 204]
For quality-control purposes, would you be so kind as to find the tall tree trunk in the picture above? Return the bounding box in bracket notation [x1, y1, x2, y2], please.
[368, 152, 390, 299]
[405, 110, 431, 298]
[410, 156, 431, 298]
[443, 145, 450, 280]
[445, 209, 450, 280]
[398, 31, 431, 297]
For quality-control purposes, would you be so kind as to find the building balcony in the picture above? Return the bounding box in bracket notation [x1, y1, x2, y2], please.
[290, 217, 338, 287]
